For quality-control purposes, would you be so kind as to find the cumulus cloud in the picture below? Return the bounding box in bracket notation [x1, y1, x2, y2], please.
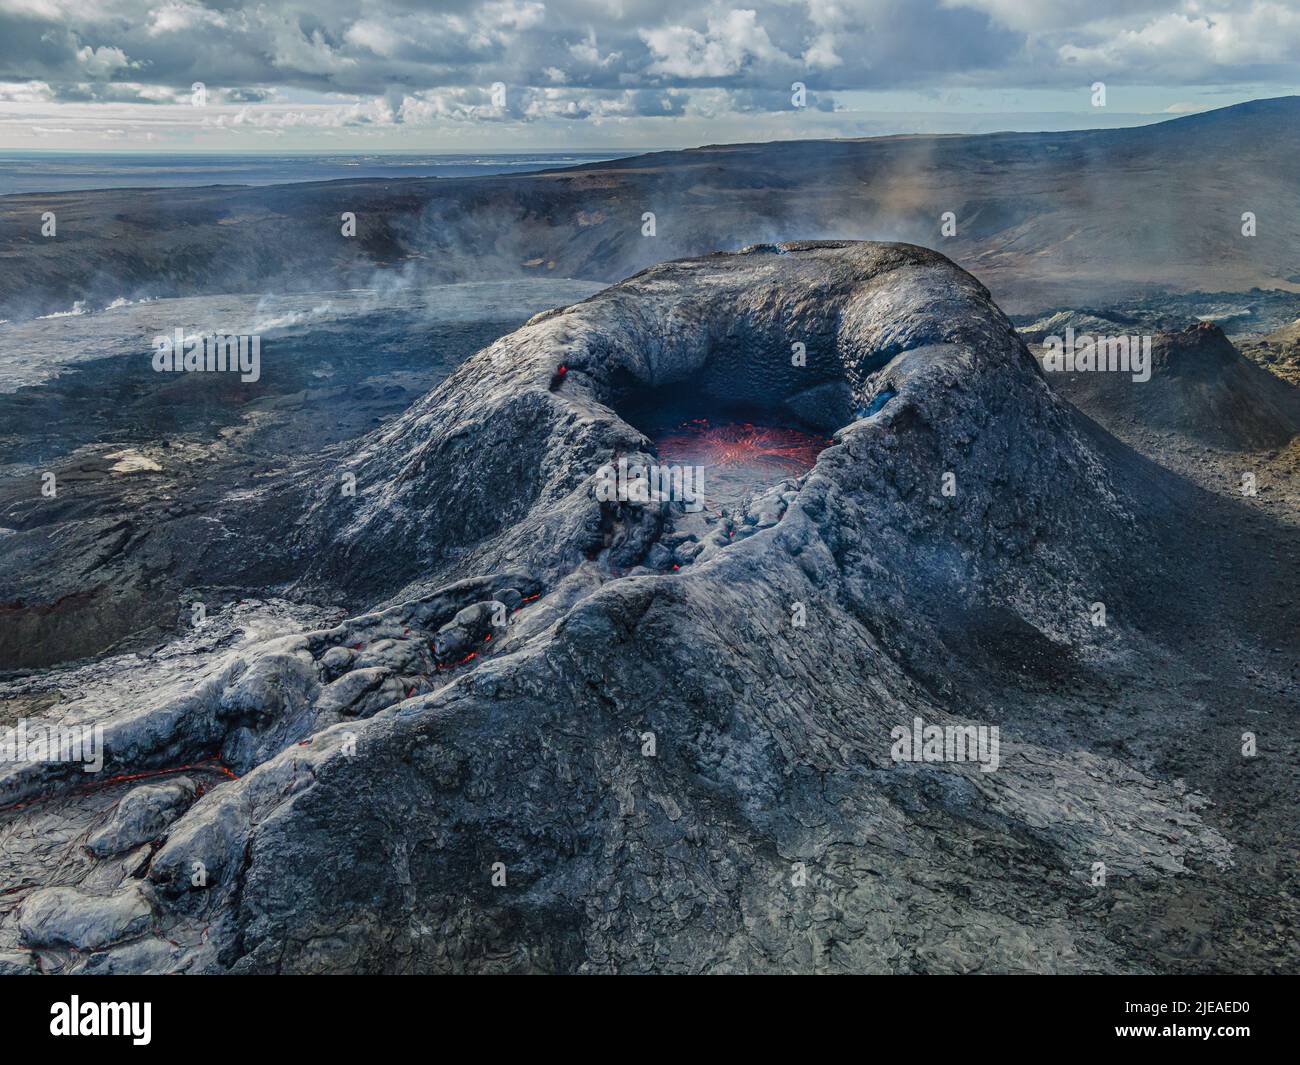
[0, 0, 1021, 100]
[0, 0, 1296, 146]
[75, 45, 136, 77]
[1054, 3, 1300, 81]
[641, 10, 791, 79]
[0, 79, 54, 102]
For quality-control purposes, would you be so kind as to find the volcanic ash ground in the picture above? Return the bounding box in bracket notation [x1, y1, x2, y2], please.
[6, 241, 1297, 974]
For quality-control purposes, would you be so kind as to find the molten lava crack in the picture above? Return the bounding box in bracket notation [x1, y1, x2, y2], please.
[652, 419, 831, 510]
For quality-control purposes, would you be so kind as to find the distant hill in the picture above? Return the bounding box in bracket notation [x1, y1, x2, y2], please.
[1242, 317, 1300, 385]
[1040, 321, 1300, 451]
[1, 96, 1297, 318]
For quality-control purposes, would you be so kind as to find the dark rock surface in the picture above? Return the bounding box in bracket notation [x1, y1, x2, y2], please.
[0, 281, 600, 668]
[1035, 321, 1300, 450]
[1241, 317, 1300, 386]
[1, 241, 1296, 973]
[1, 97, 1297, 321]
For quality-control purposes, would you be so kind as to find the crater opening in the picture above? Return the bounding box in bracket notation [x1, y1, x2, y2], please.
[598, 296, 899, 513]
[626, 400, 834, 510]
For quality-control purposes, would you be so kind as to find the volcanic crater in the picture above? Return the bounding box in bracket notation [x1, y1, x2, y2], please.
[1, 240, 1295, 974]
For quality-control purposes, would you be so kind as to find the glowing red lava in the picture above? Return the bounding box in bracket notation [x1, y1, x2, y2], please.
[656, 419, 830, 472]
[652, 418, 830, 508]
[0, 757, 238, 815]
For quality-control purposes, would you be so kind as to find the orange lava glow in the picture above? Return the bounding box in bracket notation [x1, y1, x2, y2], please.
[0, 757, 238, 815]
[655, 419, 830, 475]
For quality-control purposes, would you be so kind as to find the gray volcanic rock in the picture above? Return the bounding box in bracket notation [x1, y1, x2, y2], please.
[86, 779, 198, 857]
[1038, 320, 1300, 451]
[2, 241, 1290, 974]
[1242, 317, 1300, 386]
[18, 884, 154, 952]
[281, 240, 1129, 610]
[0, 281, 601, 671]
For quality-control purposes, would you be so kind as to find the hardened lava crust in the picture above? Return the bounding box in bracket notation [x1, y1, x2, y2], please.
[2, 241, 1296, 974]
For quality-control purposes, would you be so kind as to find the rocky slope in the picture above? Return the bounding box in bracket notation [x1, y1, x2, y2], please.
[1, 97, 1297, 321]
[0, 281, 601, 669]
[1242, 318, 1300, 386]
[1035, 321, 1300, 451]
[1, 242, 1296, 974]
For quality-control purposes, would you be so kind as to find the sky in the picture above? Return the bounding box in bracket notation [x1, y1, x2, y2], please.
[0, 0, 1298, 152]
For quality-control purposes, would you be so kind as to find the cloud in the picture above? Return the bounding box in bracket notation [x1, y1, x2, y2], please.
[0, 0, 1296, 148]
[641, 10, 791, 79]
[1054, 4, 1300, 81]
[343, 19, 404, 58]
[75, 45, 136, 77]
[145, 1, 228, 36]
[944, 0, 1174, 32]
[0, 0, 1023, 98]
[0, 80, 54, 102]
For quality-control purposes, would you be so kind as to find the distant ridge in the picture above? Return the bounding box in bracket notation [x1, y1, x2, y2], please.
[0, 96, 1296, 317]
